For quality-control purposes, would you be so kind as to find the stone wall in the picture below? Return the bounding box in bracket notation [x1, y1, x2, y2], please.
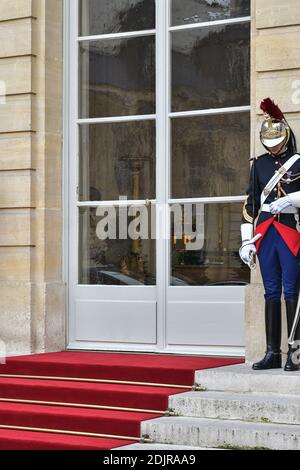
[246, 0, 300, 362]
[0, 0, 65, 356]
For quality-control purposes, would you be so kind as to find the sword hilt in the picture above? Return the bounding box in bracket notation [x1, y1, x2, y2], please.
[247, 234, 262, 270]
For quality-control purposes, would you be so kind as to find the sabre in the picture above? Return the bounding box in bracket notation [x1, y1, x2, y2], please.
[248, 233, 262, 270]
[239, 233, 262, 270]
[288, 291, 300, 346]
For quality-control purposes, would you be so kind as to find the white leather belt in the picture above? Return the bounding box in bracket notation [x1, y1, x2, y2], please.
[261, 204, 298, 214]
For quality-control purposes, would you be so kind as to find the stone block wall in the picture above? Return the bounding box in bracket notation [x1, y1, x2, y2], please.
[0, 0, 65, 356]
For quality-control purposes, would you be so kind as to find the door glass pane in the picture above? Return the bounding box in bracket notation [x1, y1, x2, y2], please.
[79, 36, 156, 118]
[171, 0, 250, 27]
[79, 121, 156, 201]
[170, 202, 249, 286]
[80, 0, 156, 36]
[79, 206, 156, 285]
[172, 23, 250, 112]
[172, 112, 250, 199]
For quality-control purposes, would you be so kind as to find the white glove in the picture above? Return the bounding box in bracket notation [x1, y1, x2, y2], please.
[288, 191, 300, 208]
[239, 223, 261, 268]
[269, 195, 292, 214]
[239, 243, 257, 264]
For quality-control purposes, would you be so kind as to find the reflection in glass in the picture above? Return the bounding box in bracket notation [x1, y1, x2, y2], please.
[79, 36, 155, 118]
[79, 121, 155, 201]
[172, 0, 250, 26]
[79, 206, 156, 285]
[172, 112, 250, 199]
[172, 23, 250, 112]
[80, 0, 155, 36]
[170, 202, 250, 286]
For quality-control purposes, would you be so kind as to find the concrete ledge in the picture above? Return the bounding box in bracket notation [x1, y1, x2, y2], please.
[195, 364, 300, 395]
[141, 416, 300, 450]
[114, 443, 214, 450]
[169, 390, 300, 425]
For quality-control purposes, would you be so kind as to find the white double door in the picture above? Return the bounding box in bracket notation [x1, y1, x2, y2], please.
[66, 0, 249, 356]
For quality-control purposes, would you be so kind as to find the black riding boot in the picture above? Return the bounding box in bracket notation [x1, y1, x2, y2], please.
[252, 300, 282, 370]
[284, 299, 300, 372]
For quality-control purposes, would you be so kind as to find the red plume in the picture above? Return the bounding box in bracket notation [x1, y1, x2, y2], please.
[260, 97, 284, 121]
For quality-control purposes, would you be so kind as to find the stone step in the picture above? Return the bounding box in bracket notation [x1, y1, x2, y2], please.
[195, 364, 300, 395]
[141, 416, 300, 450]
[169, 390, 300, 425]
[114, 443, 216, 450]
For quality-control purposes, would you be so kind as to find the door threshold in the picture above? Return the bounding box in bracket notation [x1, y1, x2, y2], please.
[66, 346, 244, 359]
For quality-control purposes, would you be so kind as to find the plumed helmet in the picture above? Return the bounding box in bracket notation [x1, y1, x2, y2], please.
[260, 98, 290, 150]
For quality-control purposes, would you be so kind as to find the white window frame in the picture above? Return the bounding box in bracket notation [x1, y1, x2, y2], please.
[63, 0, 251, 354]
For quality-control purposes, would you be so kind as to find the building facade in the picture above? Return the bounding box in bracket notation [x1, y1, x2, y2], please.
[0, 0, 299, 361]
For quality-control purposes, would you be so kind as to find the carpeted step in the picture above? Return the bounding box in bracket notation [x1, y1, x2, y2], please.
[0, 402, 161, 437]
[0, 352, 244, 450]
[0, 351, 243, 386]
[0, 428, 134, 450]
[0, 377, 184, 412]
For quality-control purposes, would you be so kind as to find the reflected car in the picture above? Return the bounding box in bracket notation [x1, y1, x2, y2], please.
[88, 268, 193, 286]
[204, 280, 248, 286]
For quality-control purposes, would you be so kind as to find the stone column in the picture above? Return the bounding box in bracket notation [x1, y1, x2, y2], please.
[0, 0, 65, 356]
[246, 0, 300, 362]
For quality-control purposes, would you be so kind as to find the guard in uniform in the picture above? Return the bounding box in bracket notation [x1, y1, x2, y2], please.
[240, 98, 300, 371]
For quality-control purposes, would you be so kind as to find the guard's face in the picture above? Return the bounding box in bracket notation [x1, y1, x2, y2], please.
[266, 141, 287, 155]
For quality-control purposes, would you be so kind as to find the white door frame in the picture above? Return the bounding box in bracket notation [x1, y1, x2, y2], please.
[63, 0, 250, 356]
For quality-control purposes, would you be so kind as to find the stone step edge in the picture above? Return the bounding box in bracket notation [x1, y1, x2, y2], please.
[140, 416, 300, 451]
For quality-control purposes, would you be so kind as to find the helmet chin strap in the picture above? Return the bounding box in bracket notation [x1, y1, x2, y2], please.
[264, 140, 289, 157]
[272, 143, 288, 156]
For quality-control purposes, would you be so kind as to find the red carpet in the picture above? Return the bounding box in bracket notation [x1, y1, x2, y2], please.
[0, 351, 243, 450]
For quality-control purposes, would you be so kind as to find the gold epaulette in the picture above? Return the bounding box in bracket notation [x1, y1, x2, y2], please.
[249, 154, 264, 162]
[243, 200, 254, 223]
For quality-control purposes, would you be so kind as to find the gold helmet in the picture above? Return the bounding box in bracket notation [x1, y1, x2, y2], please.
[260, 98, 290, 150]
